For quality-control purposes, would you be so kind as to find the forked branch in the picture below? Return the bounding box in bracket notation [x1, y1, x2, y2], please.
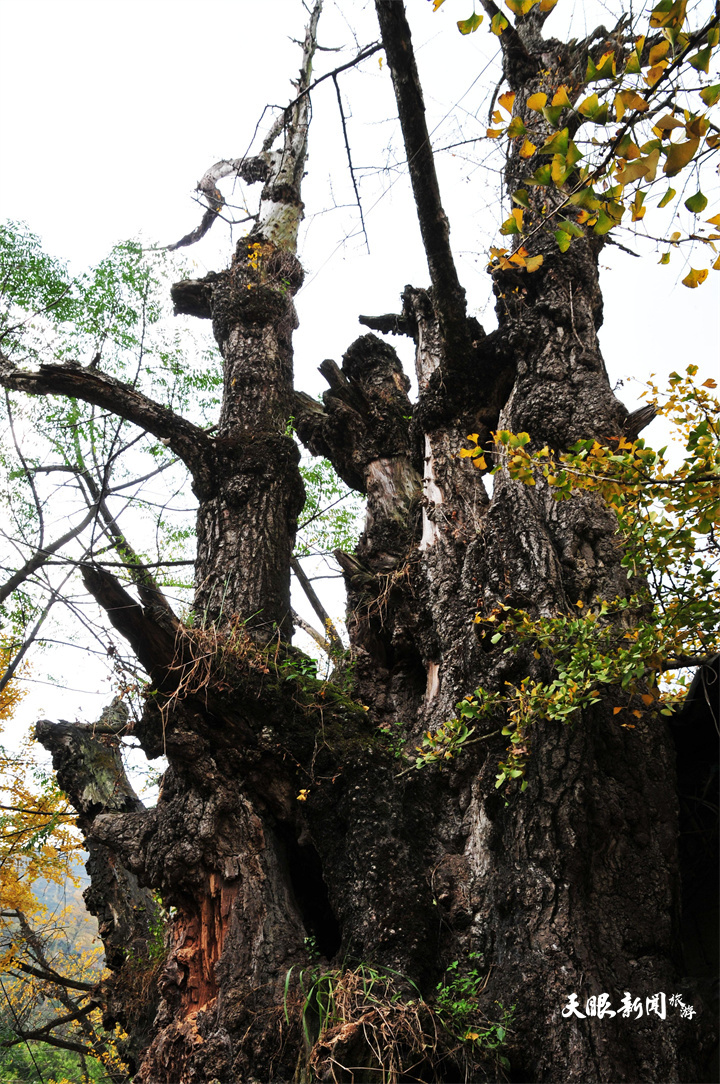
[169, 0, 325, 253]
[0, 357, 211, 484]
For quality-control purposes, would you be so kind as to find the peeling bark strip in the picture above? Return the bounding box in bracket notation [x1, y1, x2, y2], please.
[30, 3, 715, 1083]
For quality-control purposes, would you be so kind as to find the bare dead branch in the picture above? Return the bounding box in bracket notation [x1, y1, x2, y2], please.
[1, 1030, 92, 1056]
[169, 0, 331, 253]
[10, 960, 96, 994]
[0, 356, 211, 481]
[0, 562, 78, 696]
[374, 1, 474, 377]
[292, 608, 334, 654]
[4, 391, 45, 548]
[167, 156, 270, 251]
[332, 73, 369, 251]
[283, 41, 382, 114]
[0, 804, 73, 816]
[291, 556, 343, 652]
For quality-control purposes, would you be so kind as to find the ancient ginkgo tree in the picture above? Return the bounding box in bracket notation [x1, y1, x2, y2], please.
[0, 0, 718, 1081]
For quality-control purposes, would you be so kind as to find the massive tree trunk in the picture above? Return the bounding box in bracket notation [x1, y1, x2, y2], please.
[31, 4, 716, 1083]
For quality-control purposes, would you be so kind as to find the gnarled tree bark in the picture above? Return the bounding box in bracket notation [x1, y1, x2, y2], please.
[22, 3, 716, 1083]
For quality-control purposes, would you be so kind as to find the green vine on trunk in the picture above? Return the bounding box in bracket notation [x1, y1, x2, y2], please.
[408, 368, 718, 792]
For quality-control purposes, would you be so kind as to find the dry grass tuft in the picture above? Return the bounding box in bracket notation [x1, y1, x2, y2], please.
[287, 965, 509, 1084]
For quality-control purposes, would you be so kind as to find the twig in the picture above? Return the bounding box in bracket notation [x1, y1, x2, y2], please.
[333, 73, 369, 251]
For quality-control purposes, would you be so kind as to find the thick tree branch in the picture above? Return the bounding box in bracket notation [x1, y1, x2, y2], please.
[374, 1, 474, 376]
[34, 716, 145, 819]
[78, 564, 179, 681]
[8, 961, 95, 993]
[358, 311, 415, 339]
[0, 357, 211, 483]
[170, 274, 219, 319]
[1, 1003, 95, 1048]
[34, 711, 160, 980]
[79, 469, 179, 622]
[622, 404, 657, 439]
[294, 334, 416, 495]
[260, 0, 322, 250]
[168, 157, 270, 251]
[478, 0, 536, 81]
[291, 557, 343, 652]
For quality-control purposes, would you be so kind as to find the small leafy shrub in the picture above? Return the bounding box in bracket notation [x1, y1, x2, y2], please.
[436, 955, 515, 1070]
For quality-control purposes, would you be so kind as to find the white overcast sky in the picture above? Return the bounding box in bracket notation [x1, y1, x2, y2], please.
[1, 0, 718, 733]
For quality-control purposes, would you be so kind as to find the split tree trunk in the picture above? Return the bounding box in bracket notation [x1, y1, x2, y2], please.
[33, 4, 714, 1082]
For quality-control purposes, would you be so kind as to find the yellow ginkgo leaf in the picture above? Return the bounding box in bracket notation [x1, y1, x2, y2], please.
[552, 85, 571, 107]
[682, 267, 709, 288]
[663, 137, 700, 176]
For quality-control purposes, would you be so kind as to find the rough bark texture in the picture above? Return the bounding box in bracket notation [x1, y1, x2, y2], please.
[35, 706, 161, 1071]
[174, 244, 306, 635]
[30, 4, 717, 1083]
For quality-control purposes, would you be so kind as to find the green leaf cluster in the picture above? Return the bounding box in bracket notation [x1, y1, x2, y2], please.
[459, 367, 719, 790]
[436, 955, 515, 1066]
[296, 456, 364, 558]
[0, 223, 222, 658]
[413, 715, 476, 769]
[446, 0, 720, 281]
